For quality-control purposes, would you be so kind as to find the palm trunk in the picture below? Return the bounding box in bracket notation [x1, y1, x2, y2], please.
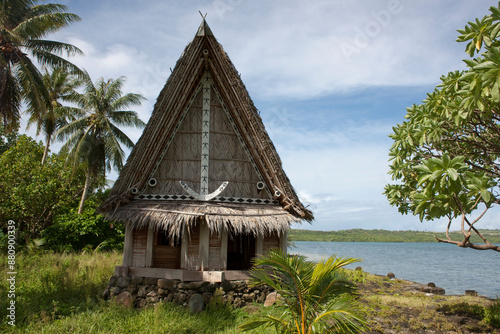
[78, 170, 91, 214]
[41, 134, 51, 165]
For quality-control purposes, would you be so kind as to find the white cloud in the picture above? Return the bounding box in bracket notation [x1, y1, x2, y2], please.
[207, 0, 493, 100]
[264, 116, 398, 229]
[51, 0, 492, 102]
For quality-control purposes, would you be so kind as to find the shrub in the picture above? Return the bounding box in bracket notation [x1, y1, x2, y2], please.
[484, 298, 500, 328]
[438, 302, 484, 319]
[42, 191, 124, 252]
[0, 135, 86, 244]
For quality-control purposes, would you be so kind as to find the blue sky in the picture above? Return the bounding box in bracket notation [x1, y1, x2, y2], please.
[23, 0, 500, 231]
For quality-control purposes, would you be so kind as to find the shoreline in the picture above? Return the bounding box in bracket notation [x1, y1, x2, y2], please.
[352, 270, 500, 333]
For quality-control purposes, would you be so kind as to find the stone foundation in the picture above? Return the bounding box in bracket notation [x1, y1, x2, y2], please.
[103, 275, 274, 309]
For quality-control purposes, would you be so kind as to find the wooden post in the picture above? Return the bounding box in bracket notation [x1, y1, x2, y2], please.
[280, 230, 288, 254]
[145, 225, 154, 267]
[221, 227, 228, 270]
[122, 223, 133, 266]
[199, 221, 209, 271]
[256, 235, 263, 257]
[180, 225, 188, 269]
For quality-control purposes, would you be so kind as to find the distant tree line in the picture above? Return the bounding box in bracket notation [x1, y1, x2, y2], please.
[288, 229, 500, 244]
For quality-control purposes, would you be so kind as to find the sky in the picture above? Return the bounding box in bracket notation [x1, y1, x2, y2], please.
[22, 0, 500, 232]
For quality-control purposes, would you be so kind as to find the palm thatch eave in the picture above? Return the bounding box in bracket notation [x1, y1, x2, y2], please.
[105, 201, 301, 240]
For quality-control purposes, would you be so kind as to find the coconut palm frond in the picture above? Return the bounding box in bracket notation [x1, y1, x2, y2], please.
[240, 250, 367, 334]
[14, 11, 80, 39]
[103, 130, 125, 172]
[26, 40, 82, 57]
[56, 116, 89, 141]
[108, 121, 135, 149]
[0, 0, 81, 132]
[0, 65, 21, 131]
[29, 47, 83, 76]
[16, 56, 48, 120]
[109, 110, 145, 128]
[110, 93, 146, 111]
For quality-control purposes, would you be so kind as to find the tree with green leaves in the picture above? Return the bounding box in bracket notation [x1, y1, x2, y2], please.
[384, 2, 500, 252]
[0, 135, 86, 243]
[27, 66, 82, 164]
[57, 73, 145, 214]
[0, 0, 82, 132]
[239, 250, 366, 334]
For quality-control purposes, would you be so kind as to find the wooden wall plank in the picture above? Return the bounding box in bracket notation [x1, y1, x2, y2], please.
[262, 232, 280, 253]
[132, 228, 148, 267]
[208, 232, 222, 270]
[122, 224, 133, 266]
[187, 223, 200, 270]
[200, 223, 209, 270]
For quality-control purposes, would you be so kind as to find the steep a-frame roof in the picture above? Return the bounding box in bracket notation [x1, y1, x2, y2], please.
[100, 20, 313, 237]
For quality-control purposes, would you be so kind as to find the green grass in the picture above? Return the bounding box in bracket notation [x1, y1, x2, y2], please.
[16, 300, 256, 334]
[1, 251, 498, 333]
[0, 250, 120, 332]
[0, 251, 275, 333]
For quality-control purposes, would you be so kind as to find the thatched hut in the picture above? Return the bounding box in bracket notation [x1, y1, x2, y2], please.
[100, 19, 313, 282]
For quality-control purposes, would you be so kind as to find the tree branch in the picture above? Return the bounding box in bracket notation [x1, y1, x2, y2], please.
[432, 204, 498, 252]
[434, 237, 500, 252]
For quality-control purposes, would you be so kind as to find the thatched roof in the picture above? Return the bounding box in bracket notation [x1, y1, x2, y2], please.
[106, 201, 298, 239]
[100, 19, 313, 234]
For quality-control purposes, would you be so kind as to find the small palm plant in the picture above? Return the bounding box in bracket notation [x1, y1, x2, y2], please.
[239, 249, 367, 334]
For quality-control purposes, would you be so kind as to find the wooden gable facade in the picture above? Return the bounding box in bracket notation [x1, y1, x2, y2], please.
[100, 20, 313, 282]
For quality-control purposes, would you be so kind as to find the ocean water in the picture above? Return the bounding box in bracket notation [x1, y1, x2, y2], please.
[289, 241, 500, 298]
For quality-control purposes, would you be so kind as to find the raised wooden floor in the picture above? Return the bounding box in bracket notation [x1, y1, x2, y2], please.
[114, 266, 250, 282]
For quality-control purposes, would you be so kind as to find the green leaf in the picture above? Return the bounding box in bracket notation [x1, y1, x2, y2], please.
[481, 190, 491, 203]
[430, 169, 444, 181]
[492, 81, 500, 103]
[491, 22, 500, 39]
[238, 319, 270, 331]
[446, 168, 459, 181]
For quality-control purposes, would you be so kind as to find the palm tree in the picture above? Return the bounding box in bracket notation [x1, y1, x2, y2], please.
[27, 66, 82, 164]
[239, 250, 367, 334]
[0, 0, 82, 132]
[57, 73, 145, 214]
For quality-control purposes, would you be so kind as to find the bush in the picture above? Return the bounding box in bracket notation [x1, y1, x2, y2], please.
[484, 298, 500, 328]
[42, 191, 124, 252]
[0, 135, 87, 244]
[438, 302, 484, 319]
